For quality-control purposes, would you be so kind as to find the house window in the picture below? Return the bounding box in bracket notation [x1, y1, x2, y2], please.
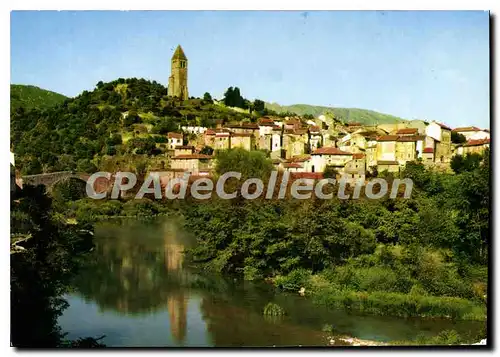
[311, 165, 315, 173]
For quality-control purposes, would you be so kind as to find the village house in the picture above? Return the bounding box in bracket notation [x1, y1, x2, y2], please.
[376, 135, 398, 162]
[258, 117, 276, 151]
[230, 132, 253, 151]
[280, 155, 313, 173]
[395, 135, 425, 166]
[310, 147, 353, 173]
[422, 147, 435, 164]
[167, 132, 183, 150]
[425, 121, 452, 163]
[458, 138, 490, 155]
[344, 153, 366, 182]
[452, 127, 490, 141]
[170, 153, 213, 175]
[226, 122, 259, 136]
[308, 126, 322, 152]
[283, 128, 309, 159]
[283, 119, 303, 131]
[375, 135, 399, 172]
[174, 145, 195, 156]
[214, 130, 231, 151]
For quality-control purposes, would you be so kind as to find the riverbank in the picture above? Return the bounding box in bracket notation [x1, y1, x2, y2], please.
[271, 267, 486, 322]
[66, 197, 488, 324]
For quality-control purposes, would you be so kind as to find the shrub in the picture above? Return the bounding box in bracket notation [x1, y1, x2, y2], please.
[274, 269, 312, 292]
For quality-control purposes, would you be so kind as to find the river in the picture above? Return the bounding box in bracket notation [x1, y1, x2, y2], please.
[58, 217, 482, 347]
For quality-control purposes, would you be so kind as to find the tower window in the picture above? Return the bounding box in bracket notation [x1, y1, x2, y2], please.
[180, 61, 186, 68]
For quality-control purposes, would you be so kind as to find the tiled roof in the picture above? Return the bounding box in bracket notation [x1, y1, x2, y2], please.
[434, 122, 452, 130]
[312, 147, 352, 155]
[464, 138, 490, 147]
[168, 132, 183, 139]
[242, 123, 259, 129]
[452, 126, 482, 132]
[205, 129, 216, 135]
[352, 153, 365, 159]
[284, 129, 308, 135]
[397, 135, 425, 142]
[172, 154, 213, 160]
[288, 155, 311, 162]
[226, 122, 259, 129]
[423, 147, 434, 153]
[377, 135, 399, 142]
[396, 128, 418, 135]
[258, 118, 275, 126]
[309, 125, 321, 133]
[377, 160, 399, 165]
[290, 172, 324, 180]
[283, 162, 303, 168]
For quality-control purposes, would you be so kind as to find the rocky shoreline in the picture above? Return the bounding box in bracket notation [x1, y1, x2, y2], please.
[327, 336, 487, 347]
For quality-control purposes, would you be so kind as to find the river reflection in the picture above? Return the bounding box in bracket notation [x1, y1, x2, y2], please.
[58, 217, 483, 347]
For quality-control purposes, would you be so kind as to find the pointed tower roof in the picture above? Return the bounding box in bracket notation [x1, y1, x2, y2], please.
[172, 45, 187, 60]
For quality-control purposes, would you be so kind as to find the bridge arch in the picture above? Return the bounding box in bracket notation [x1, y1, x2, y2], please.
[21, 171, 112, 197]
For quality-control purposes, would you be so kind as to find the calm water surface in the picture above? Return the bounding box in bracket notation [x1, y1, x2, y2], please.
[58, 217, 482, 347]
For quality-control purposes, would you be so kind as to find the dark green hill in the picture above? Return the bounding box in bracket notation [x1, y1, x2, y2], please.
[265, 102, 404, 125]
[11, 84, 68, 111]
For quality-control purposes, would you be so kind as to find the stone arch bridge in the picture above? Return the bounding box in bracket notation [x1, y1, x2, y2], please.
[21, 171, 110, 193]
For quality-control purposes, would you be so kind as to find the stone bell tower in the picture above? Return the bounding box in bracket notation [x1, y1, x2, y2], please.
[168, 45, 188, 100]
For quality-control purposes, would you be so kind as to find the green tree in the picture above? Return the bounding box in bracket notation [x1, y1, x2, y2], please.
[450, 153, 482, 174]
[76, 159, 98, 173]
[451, 131, 467, 144]
[203, 92, 213, 103]
[253, 99, 265, 114]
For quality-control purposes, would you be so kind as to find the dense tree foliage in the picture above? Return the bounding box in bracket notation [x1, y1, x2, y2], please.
[10, 185, 102, 347]
[451, 131, 467, 144]
[182, 151, 489, 320]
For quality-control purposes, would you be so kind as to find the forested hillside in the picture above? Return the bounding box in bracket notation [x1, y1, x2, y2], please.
[11, 84, 67, 111]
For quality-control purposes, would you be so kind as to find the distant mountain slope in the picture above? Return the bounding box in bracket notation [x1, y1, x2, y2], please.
[265, 102, 405, 125]
[11, 84, 68, 111]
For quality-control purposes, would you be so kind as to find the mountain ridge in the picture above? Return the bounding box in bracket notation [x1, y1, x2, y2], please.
[264, 102, 405, 125]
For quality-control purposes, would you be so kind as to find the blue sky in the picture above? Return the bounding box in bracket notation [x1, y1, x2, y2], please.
[11, 11, 489, 128]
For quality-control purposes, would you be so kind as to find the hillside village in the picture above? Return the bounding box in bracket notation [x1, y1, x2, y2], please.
[163, 115, 490, 182]
[156, 45, 491, 183]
